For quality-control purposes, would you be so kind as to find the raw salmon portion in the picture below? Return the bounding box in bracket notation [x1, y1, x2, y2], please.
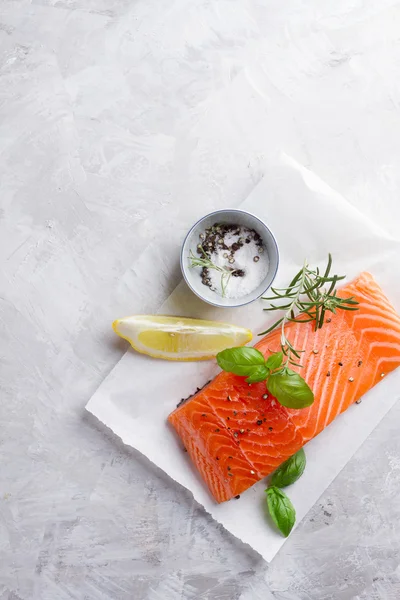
[168, 272, 400, 503]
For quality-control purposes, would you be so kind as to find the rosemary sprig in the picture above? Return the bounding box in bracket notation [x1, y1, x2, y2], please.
[259, 254, 359, 367]
[189, 247, 237, 297]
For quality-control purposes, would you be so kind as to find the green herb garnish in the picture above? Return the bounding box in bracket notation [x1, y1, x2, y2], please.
[259, 254, 359, 367]
[270, 448, 306, 488]
[265, 487, 296, 537]
[216, 346, 314, 409]
[264, 450, 307, 537]
[189, 247, 237, 297]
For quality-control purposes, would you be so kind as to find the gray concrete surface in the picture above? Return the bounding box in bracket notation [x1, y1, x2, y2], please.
[1, 1, 400, 598]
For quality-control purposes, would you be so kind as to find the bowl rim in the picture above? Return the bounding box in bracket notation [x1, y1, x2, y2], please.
[180, 208, 280, 308]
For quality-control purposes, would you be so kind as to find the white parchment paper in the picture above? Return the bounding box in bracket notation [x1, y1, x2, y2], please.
[86, 154, 400, 562]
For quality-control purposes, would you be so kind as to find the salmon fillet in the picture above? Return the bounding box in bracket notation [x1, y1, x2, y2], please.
[168, 272, 400, 503]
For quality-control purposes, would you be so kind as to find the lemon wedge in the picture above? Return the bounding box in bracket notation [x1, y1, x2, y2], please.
[112, 315, 252, 361]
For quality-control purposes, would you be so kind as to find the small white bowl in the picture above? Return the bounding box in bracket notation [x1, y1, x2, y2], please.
[180, 209, 279, 308]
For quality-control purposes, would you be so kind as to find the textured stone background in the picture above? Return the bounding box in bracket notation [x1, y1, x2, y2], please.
[1, 1, 400, 598]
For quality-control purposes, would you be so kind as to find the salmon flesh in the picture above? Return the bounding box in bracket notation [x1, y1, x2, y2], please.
[168, 273, 400, 502]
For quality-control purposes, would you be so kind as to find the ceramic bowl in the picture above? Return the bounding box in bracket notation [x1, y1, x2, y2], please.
[180, 208, 279, 308]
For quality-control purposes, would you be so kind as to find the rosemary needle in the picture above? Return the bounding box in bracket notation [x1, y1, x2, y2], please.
[259, 254, 359, 367]
[189, 247, 237, 297]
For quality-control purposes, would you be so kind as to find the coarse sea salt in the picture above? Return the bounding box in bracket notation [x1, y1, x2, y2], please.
[207, 226, 269, 299]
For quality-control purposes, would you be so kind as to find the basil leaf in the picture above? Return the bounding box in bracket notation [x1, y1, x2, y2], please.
[245, 366, 270, 384]
[265, 486, 296, 537]
[267, 369, 314, 409]
[270, 448, 306, 488]
[265, 351, 283, 371]
[216, 347, 265, 377]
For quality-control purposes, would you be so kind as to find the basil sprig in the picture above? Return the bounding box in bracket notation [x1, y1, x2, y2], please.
[265, 449, 306, 537]
[216, 347, 314, 409]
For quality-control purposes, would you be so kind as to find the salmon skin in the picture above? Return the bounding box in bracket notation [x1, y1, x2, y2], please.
[168, 272, 400, 503]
